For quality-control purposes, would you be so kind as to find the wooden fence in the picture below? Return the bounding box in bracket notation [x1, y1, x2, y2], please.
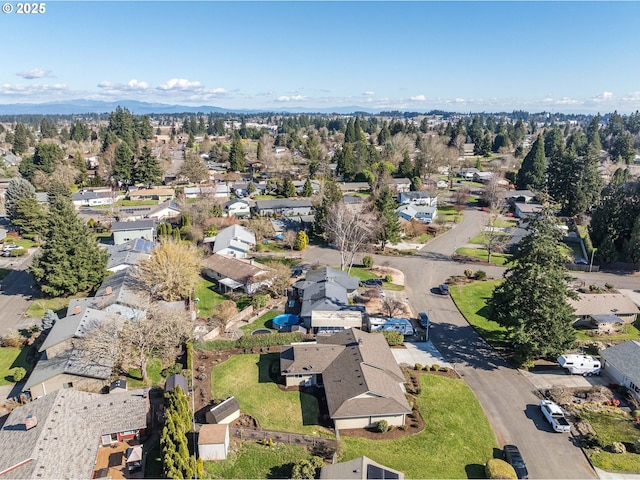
[230, 427, 337, 450]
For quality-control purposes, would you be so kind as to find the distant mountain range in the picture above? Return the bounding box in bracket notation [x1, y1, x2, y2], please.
[0, 100, 380, 115]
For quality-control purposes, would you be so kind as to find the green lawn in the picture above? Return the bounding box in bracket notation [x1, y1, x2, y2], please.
[450, 280, 510, 349]
[580, 410, 640, 472]
[575, 322, 640, 342]
[340, 266, 377, 281]
[125, 358, 164, 388]
[240, 310, 280, 334]
[0, 347, 30, 385]
[203, 442, 311, 479]
[210, 356, 497, 479]
[195, 277, 226, 318]
[253, 256, 300, 268]
[25, 292, 89, 318]
[341, 374, 497, 479]
[455, 247, 513, 267]
[0, 268, 11, 281]
[211, 354, 333, 437]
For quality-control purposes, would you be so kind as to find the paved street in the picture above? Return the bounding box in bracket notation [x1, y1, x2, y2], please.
[0, 249, 37, 335]
[303, 207, 640, 479]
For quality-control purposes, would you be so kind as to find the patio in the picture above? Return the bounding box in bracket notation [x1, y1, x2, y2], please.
[92, 440, 144, 479]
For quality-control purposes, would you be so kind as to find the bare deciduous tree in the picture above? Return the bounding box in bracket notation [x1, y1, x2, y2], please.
[283, 229, 298, 250]
[381, 298, 405, 318]
[260, 260, 290, 298]
[482, 209, 512, 264]
[212, 299, 239, 331]
[481, 172, 507, 210]
[325, 201, 375, 273]
[133, 238, 202, 301]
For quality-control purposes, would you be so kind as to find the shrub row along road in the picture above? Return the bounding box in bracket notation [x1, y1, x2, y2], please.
[303, 208, 635, 479]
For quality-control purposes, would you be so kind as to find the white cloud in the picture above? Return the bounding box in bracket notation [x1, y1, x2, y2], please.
[362, 91, 375, 96]
[158, 78, 203, 91]
[16, 68, 52, 79]
[622, 91, 640, 102]
[275, 95, 307, 102]
[410, 94, 426, 101]
[454, 98, 465, 104]
[98, 79, 152, 92]
[592, 91, 614, 103]
[0, 83, 68, 96]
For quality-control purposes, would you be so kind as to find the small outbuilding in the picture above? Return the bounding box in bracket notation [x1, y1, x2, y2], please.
[165, 374, 188, 393]
[320, 455, 404, 479]
[198, 424, 229, 460]
[205, 396, 240, 425]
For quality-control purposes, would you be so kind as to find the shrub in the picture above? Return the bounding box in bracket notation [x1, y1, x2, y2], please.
[384, 274, 393, 283]
[604, 283, 614, 290]
[186, 341, 193, 371]
[0, 331, 23, 348]
[485, 458, 517, 479]
[376, 420, 389, 433]
[423, 365, 430, 371]
[464, 268, 474, 278]
[583, 433, 603, 449]
[9, 248, 26, 257]
[362, 256, 374, 268]
[414, 363, 423, 371]
[474, 270, 487, 280]
[634, 438, 640, 454]
[377, 330, 404, 347]
[431, 364, 440, 371]
[633, 410, 640, 418]
[440, 366, 450, 373]
[161, 363, 184, 378]
[12, 367, 26, 382]
[251, 293, 270, 310]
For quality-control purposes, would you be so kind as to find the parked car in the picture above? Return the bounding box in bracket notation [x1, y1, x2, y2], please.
[360, 278, 383, 287]
[418, 312, 430, 328]
[439, 284, 450, 295]
[291, 268, 303, 278]
[503, 444, 528, 479]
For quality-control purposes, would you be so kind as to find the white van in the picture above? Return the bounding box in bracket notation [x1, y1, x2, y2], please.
[557, 354, 601, 376]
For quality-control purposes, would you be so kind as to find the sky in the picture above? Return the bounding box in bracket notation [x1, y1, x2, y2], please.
[2, 1, 640, 113]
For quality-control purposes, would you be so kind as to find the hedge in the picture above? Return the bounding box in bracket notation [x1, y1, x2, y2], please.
[195, 332, 307, 351]
[485, 459, 517, 479]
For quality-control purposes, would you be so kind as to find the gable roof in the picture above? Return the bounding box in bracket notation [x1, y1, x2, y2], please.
[313, 329, 410, 419]
[0, 389, 148, 479]
[38, 304, 114, 353]
[198, 424, 228, 445]
[255, 198, 313, 210]
[207, 397, 240, 424]
[568, 293, 640, 317]
[94, 269, 147, 309]
[297, 267, 360, 319]
[601, 341, 640, 383]
[201, 254, 269, 284]
[106, 238, 154, 270]
[212, 224, 256, 254]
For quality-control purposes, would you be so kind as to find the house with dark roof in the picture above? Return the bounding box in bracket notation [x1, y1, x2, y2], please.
[0, 389, 148, 479]
[111, 220, 156, 245]
[600, 341, 640, 400]
[280, 328, 411, 430]
[93, 269, 148, 319]
[396, 204, 437, 224]
[72, 189, 121, 208]
[255, 198, 313, 216]
[293, 267, 362, 332]
[320, 456, 404, 479]
[25, 299, 124, 399]
[211, 224, 256, 258]
[201, 254, 271, 294]
[205, 396, 241, 424]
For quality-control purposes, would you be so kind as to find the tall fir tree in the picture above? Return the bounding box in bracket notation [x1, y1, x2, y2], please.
[134, 145, 163, 186]
[487, 206, 577, 364]
[516, 134, 546, 191]
[12, 123, 29, 154]
[374, 186, 401, 249]
[229, 134, 245, 172]
[302, 178, 313, 197]
[113, 142, 135, 185]
[5, 177, 35, 221]
[29, 192, 108, 296]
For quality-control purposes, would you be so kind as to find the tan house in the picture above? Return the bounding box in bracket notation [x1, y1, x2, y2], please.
[201, 254, 271, 294]
[280, 328, 411, 430]
[569, 293, 640, 328]
[129, 187, 175, 202]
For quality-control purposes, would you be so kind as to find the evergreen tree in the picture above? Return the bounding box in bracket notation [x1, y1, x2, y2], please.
[410, 176, 422, 192]
[179, 152, 208, 184]
[487, 207, 577, 364]
[103, 106, 139, 152]
[113, 142, 135, 185]
[398, 152, 413, 178]
[377, 123, 390, 146]
[611, 131, 635, 163]
[375, 186, 401, 249]
[294, 230, 309, 251]
[344, 118, 356, 143]
[12, 123, 29, 154]
[256, 141, 264, 161]
[12, 197, 47, 241]
[30, 192, 108, 296]
[39, 118, 58, 138]
[161, 388, 196, 480]
[41, 309, 59, 331]
[586, 115, 602, 152]
[229, 134, 245, 172]
[70, 120, 90, 142]
[335, 143, 356, 181]
[625, 216, 640, 264]
[134, 145, 163, 186]
[5, 177, 35, 221]
[302, 178, 313, 197]
[516, 134, 546, 191]
[283, 178, 296, 198]
[313, 181, 342, 238]
[33, 142, 64, 174]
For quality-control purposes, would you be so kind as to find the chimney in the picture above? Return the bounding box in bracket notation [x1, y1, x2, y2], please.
[105, 286, 113, 295]
[25, 414, 37, 430]
[73, 305, 81, 315]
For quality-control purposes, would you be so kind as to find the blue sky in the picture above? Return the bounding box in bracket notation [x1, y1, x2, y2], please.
[2, 1, 640, 113]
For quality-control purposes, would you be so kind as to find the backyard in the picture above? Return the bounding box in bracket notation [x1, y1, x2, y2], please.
[0, 347, 30, 386]
[209, 354, 497, 478]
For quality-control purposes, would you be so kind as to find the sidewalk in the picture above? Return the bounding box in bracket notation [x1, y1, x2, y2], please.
[596, 467, 640, 479]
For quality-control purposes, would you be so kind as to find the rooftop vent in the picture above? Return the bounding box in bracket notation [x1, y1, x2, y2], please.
[105, 286, 113, 295]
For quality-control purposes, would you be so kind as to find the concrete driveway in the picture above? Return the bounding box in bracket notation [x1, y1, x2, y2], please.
[520, 368, 611, 391]
[391, 341, 452, 369]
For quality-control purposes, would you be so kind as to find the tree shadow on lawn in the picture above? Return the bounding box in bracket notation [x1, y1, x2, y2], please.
[267, 462, 295, 479]
[299, 387, 331, 427]
[257, 353, 281, 384]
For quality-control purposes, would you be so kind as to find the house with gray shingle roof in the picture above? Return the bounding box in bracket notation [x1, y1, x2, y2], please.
[600, 341, 640, 400]
[93, 269, 148, 319]
[569, 293, 640, 326]
[254, 198, 313, 216]
[280, 328, 411, 430]
[211, 224, 256, 258]
[294, 267, 362, 332]
[201, 254, 271, 294]
[105, 238, 154, 272]
[111, 220, 156, 245]
[0, 389, 148, 479]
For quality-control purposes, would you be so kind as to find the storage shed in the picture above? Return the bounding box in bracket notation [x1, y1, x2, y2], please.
[205, 396, 240, 425]
[198, 424, 229, 460]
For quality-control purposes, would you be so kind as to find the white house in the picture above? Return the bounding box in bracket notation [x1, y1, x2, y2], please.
[600, 341, 640, 400]
[224, 199, 251, 218]
[212, 224, 256, 258]
[397, 204, 437, 224]
[398, 190, 438, 207]
[72, 190, 121, 208]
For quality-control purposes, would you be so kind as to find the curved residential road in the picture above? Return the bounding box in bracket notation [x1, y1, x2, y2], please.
[0, 250, 37, 335]
[302, 208, 640, 479]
